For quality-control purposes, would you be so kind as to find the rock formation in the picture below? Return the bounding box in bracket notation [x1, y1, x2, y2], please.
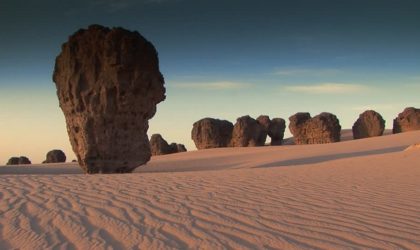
[169, 143, 187, 153]
[191, 118, 234, 149]
[289, 112, 341, 144]
[256, 115, 286, 145]
[53, 25, 165, 173]
[352, 110, 385, 139]
[268, 118, 286, 145]
[44, 150, 67, 163]
[6, 157, 19, 165]
[150, 134, 187, 155]
[393, 107, 420, 133]
[150, 134, 171, 155]
[7, 156, 31, 165]
[231, 115, 266, 147]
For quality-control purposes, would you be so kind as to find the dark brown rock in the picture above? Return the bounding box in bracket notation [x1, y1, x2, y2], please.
[6, 157, 19, 165]
[150, 134, 187, 155]
[352, 110, 385, 139]
[44, 150, 67, 163]
[289, 112, 341, 144]
[231, 115, 266, 147]
[7, 156, 31, 165]
[173, 143, 187, 153]
[191, 118, 233, 149]
[53, 25, 165, 173]
[150, 134, 171, 155]
[18, 157, 31, 165]
[256, 115, 286, 145]
[268, 118, 286, 145]
[393, 107, 420, 134]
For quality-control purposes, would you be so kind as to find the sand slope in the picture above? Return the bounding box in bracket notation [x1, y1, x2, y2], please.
[1, 131, 420, 249]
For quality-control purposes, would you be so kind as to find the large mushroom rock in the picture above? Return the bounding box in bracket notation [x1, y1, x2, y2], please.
[231, 115, 266, 147]
[7, 156, 31, 165]
[393, 107, 420, 134]
[44, 149, 67, 163]
[352, 110, 385, 139]
[268, 118, 286, 145]
[191, 118, 234, 149]
[289, 112, 341, 144]
[53, 25, 165, 173]
[256, 115, 286, 145]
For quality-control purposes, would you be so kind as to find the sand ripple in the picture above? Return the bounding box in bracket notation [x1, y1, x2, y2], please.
[1, 158, 419, 249]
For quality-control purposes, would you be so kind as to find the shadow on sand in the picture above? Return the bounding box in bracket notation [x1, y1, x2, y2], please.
[253, 146, 407, 169]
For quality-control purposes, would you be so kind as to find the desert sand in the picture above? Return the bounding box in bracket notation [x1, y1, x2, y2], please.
[0, 130, 419, 249]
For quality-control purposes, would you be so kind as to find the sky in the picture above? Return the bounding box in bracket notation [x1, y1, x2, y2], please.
[1, 0, 420, 163]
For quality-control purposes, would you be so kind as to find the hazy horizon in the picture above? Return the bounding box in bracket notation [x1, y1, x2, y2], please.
[1, 0, 420, 163]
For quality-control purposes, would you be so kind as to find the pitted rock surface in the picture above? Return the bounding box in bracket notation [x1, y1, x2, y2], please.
[231, 115, 266, 147]
[393, 107, 420, 134]
[44, 150, 67, 163]
[191, 118, 233, 149]
[53, 25, 165, 173]
[268, 118, 286, 145]
[352, 110, 385, 139]
[289, 112, 341, 144]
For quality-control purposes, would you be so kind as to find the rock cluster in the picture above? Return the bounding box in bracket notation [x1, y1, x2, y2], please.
[150, 134, 187, 156]
[289, 112, 341, 144]
[43, 150, 67, 163]
[257, 115, 286, 145]
[7, 156, 31, 165]
[231, 116, 266, 147]
[53, 25, 165, 173]
[191, 118, 234, 149]
[352, 110, 385, 139]
[192, 115, 286, 149]
[393, 107, 420, 133]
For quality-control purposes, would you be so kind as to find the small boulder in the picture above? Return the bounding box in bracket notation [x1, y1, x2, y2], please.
[352, 110, 385, 139]
[6, 157, 19, 165]
[7, 156, 31, 165]
[268, 118, 286, 145]
[18, 157, 31, 164]
[150, 134, 187, 155]
[150, 134, 172, 155]
[168, 143, 187, 153]
[44, 149, 67, 163]
[231, 115, 266, 147]
[393, 107, 420, 133]
[191, 118, 233, 149]
[289, 112, 341, 144]
[256, 115, 286, 145]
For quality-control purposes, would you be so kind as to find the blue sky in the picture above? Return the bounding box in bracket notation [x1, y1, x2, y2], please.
[1, 0, 420, 163]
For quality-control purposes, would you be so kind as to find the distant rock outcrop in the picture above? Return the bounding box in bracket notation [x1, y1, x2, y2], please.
[7, 156, 31, 165]
[289, 112, 341, 144]
[230, 115, 266, 147]
[191, 118, 234, 149]
[169, 143, 187, 153]
[352, 110, 385, 139]
[150, 134, 187, 156]
[53, 25, 165, 173]
[268, 118, 286, 145]
[256, 115, 286, 145]
[43, 150, 67, 163]
[393, 107, 420, 134]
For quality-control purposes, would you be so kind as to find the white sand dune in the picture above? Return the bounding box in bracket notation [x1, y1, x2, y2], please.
[0, 131, 419, 249]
